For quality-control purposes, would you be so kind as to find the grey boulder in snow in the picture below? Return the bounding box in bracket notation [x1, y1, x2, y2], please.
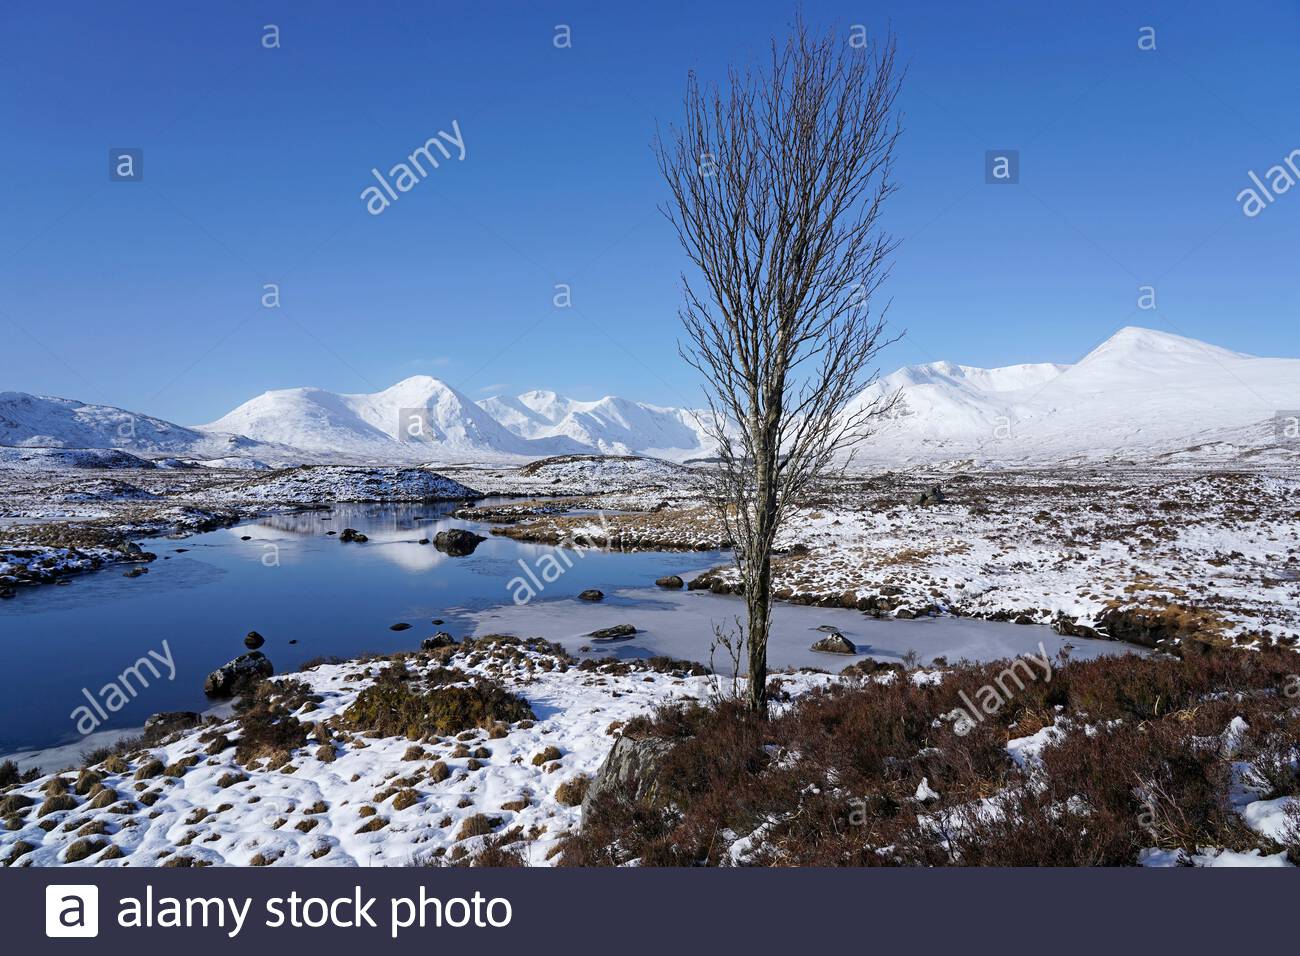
[204, 652, 273, 697]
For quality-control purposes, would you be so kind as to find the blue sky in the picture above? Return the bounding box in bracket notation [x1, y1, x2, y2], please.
[1, 0, 1297, 424]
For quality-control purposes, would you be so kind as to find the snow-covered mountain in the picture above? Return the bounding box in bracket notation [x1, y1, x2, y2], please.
[478, 390, 712, 458]
[5, 327, 1296, 468]
[0, 391, 292, 463]
[202, 377, 585, 461]
[844, 327, 1300, 465]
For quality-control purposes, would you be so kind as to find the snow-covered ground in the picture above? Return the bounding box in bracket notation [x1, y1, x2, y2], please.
[0, 639, 828, 868]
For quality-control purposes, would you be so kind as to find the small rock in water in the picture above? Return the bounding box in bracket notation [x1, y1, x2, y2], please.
[589, 623, 637, 642]
[431, 619, 444, 626]
[244, 630, 265, 649]
[326, 531, 337, 536]
[240, 535, 252, 541]
[578, 589, 604, 602]
[123, 567, 148, 578]
[433, 528, 486, 556]
[811, 632, 856, 654]
[339, 528, 368, 543]
[655, 575, 685, 589]
[418, 538, 430, 545]
[390, 622, 411, 631]
[288, 639, 298, 645]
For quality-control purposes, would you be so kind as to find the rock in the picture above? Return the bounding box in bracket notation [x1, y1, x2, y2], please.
[655, 575, 685, 589]
[433, 528, 486, 556]
[123, 567, 147, 578]
[0, 586, 15, 600]
[339, 528, 368, 543]
[203, 651, 273, 697]
[389, 622, 411, 631]
[421, 632, 457, 651]
[581, 735, 677, 820]
[418, 538, 430, 545]
[588, 623, 637, 642]
[143, 711, 201, 743]
[431, 619, 444, 625]
[913, 484, 946, 507]
[894, 607, 917, 620]
[811, 632, 856, 654]
[244, 630, 265, 649]
[240, 535, 252, 541]
[578, 589, 604, 602]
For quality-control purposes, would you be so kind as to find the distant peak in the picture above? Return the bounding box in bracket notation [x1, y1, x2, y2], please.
[1083, 326, 1252, 362]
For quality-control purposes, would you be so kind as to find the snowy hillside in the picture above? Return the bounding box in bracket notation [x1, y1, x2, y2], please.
[202, 377, 584, 461]
[5, 328, 1296, 468]
[0, 392, 292, 463]
[478, 390, 713, 458]
[845, 327, 1300, 466]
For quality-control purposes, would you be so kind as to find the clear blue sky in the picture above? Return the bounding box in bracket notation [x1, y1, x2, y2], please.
[1, 0, 1296, 424]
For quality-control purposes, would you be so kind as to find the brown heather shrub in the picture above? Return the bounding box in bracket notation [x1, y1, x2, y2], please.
[234, 685, 309, 766]
[63, 837, 108, 863]
[343, 666, 533, 739]
[555, 776, 590, 807]
[531, 746, 562, 766]
[560, 645, 1300, 867]
[455, 813, 503, 841]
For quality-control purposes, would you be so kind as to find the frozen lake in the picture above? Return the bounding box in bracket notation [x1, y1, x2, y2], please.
[0, 500, 1140, 757]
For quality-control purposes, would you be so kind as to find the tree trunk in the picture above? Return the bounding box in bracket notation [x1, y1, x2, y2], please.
[745, 552, 771, 714]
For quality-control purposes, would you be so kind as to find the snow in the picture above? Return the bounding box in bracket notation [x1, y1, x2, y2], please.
[0, 640, 828, 868]
[843, 327, 1300, 466]
[478, 391, 714, 460]
[202, 377, 581, 461]
[225, 466, 481, 503]
[5, 327, 1297, 468]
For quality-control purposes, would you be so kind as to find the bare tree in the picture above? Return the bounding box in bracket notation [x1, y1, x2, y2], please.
[656, 19, 903, 713]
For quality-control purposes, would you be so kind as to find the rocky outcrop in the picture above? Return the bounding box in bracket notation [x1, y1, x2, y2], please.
[421, 632, 457, 651]
[810, 630, 856, 654]
[433, 528, 486, 556]
[913, 484, 946, 506]
[581, 735, 677, 820]
[203, 652, 273, 697]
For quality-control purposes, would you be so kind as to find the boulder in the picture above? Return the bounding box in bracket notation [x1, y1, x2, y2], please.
[913, 484, 946, 507]
[578, 589, 604, 602]
[421, 632, 457, 651]
[433, 528, 486, 556]
[581, 735, 677, 820]
[244, 630, 265, 649]
[811, 631, 856, 654]
[588, 624, 637, 643]
[655, 575, 685, 589]
[203, 651, 273, 697]
[389, 622, 411, 631]
[339, 528, 368, 543]
[143, 711, 201, 743]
